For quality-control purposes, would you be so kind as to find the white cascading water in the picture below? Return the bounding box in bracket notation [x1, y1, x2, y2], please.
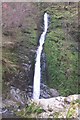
[33, 13, 48, 99]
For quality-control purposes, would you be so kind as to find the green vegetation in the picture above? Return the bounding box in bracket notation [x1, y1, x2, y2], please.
[17, 98, 79, 119]
[54, 99, 80, 118]
[66, 99, 79, 118]
[43, 3, 78, 96]
[15, 102, 44, 118]
[2, 13, 37, 97]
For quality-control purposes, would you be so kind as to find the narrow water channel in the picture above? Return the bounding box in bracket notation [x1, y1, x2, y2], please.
[33, 13, 48, 99]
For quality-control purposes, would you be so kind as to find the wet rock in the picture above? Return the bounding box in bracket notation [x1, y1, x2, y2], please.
[41, 51, 47, 83]
[30, 49, 36, 54]
[49, 88, 60, 97]
[22, 63, 31, 71]
[22, 82, 59, 99]
[27, 92, 33, 98]
[2, 86, 29, 117]
[2, 111, 16, 118]
[26, 83, 59, 99]
[2, 99, 21, 118]
[26, 86, 33, 99]
[40, 83, 59, 98]
[10, 86, 24, 105]
[40, 89, 51, 98]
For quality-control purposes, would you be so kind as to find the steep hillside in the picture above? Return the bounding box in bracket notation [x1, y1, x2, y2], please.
[2, 2, 79, 118]
[2, 3, 41, 98]
[41, 2, 79, 96]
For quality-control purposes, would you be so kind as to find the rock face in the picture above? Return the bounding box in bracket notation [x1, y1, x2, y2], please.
[32, 94, 80, 118]
[40, 83, 59, 98]
[2, 2, 43, 94]
[1, 84, 59, 118]
[2, 86, 80, 118]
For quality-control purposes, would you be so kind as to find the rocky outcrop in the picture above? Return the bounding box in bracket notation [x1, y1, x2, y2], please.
[32, 94, 80, 118]
[2, 86, 80, 118]
[40, 83, 59, 98]
[1, 84, 59, 118]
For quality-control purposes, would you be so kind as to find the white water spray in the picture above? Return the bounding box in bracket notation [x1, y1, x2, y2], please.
[33, 13, 48, 99]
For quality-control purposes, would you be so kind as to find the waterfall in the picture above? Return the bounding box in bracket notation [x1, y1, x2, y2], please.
[33, 13, 48, 99]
